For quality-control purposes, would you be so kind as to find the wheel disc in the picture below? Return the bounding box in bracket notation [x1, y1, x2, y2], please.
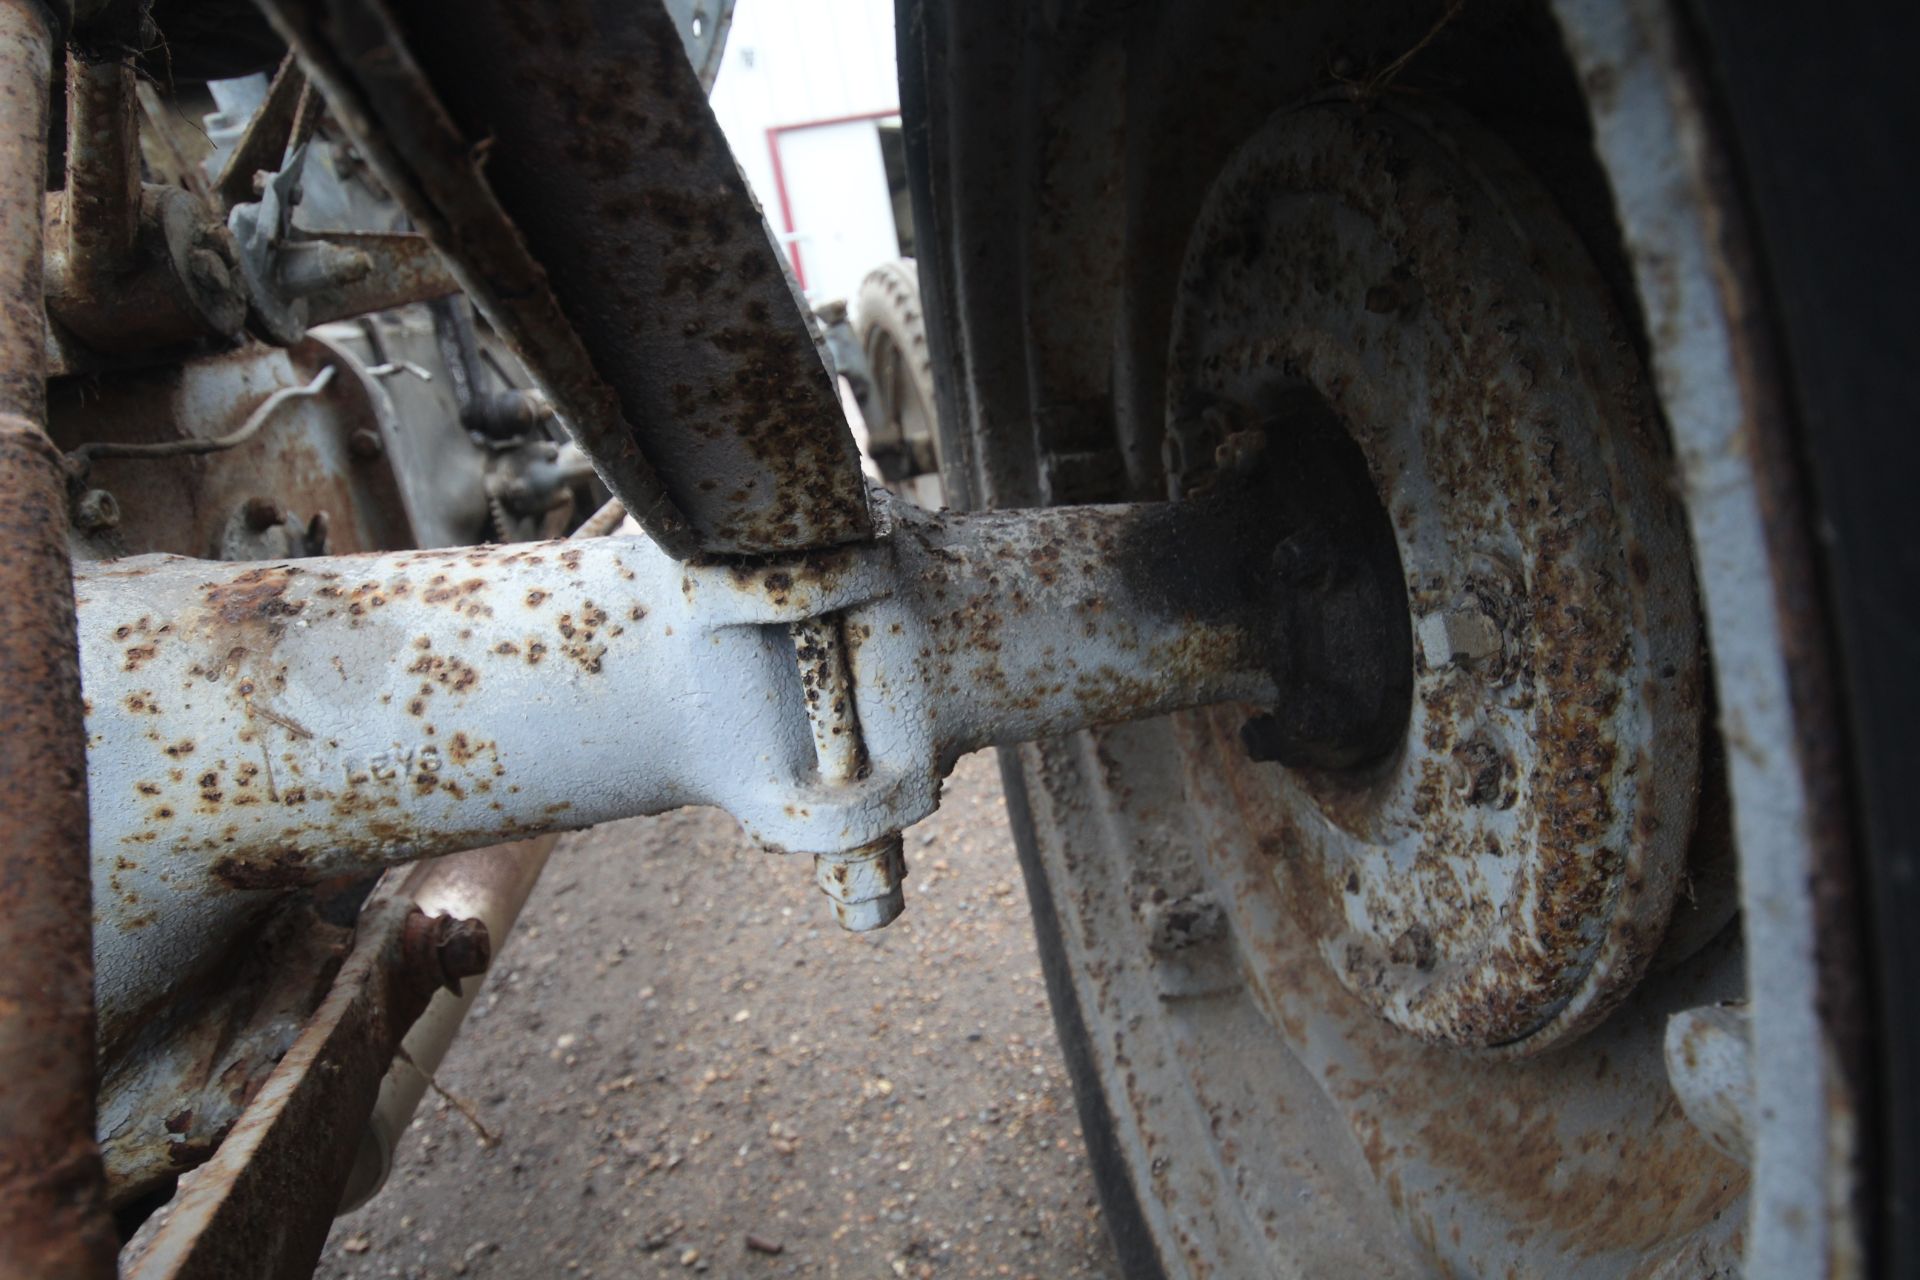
[1165, 100, 1705, 1053]
[903, 0, 1869, 1272]
[1006, 99, 1743, 1276]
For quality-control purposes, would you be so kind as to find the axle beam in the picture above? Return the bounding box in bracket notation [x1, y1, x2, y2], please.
[80, 493, 1302, 1024]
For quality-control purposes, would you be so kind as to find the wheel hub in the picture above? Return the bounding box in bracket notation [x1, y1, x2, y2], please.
[1168, 101, 1704, 1051]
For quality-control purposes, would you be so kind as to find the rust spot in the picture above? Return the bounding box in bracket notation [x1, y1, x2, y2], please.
[203, 565, 306, 629]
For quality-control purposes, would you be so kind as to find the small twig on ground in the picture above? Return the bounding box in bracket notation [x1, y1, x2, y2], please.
[398, 1048, 500, 1147]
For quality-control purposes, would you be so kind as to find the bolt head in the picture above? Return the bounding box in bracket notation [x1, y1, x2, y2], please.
[403, 910, 493, 992]
[434, 917, 493, 984]
[814, 835, 907, 933]
[1212, 428, 1267, 476]
[186, 246, 233, 294]
[74, 488, 120, 532]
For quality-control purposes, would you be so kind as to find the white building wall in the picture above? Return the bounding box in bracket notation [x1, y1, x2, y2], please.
[709, 0, 903, 307]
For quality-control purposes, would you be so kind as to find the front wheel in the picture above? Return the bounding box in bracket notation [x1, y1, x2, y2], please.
[855, 259, 943, 507]
[901, 0, 1914, 1274]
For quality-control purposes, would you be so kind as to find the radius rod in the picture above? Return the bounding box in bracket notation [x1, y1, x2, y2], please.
[78, 484, 1405, 934]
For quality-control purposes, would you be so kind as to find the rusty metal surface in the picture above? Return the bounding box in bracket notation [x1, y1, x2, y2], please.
[1554, 1, 1869, 1272]
[902, 1, 1778, 1273]
[50, 334, 419, 1057]
[98, 902, 348, 1207]
[298, 231, 459, 326]
[971, 84, 1727, 1276]
[341, 833, 560, 1211]
[791, 612, 866, 784]
[1000, 707, 1750, 1277]
[1189, 709, 1745, 1275]
[59, 53, 141, 294]
[0, 4, 118, 1274]
[1164, 100, 1702, 1053]
[67, 482, 1366, 1034]
[210, 55, 305, 213]
[73, 493, 1283, 935]
[378, 0, 872, 555]
[44, 182, 249, 355]
[0, 0, 50, 422]
[120, 896, 479, 1280]
[255, 0, 872, 557]
[50, 337, 415, 564]
[45, 52, 248, 357]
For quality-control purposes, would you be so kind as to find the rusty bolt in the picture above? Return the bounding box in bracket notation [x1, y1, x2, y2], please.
[1212, 428, 1267, 476]
[1453, 733, 1516, 808]
[242, 496, 285, 532]
[1418, 605, 1501, 670]
[813, 834, 907, 932]
[404, 910, 493, 992]
[74, 488, 120, 532]
[348, 427, 385, 460]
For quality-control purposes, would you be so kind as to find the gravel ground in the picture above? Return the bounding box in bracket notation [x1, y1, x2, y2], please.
[316, 751, 1122, 1279]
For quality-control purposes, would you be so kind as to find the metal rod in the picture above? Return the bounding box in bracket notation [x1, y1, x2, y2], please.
[337, 833, 561, 1212]
[792, 613, 866, 783]
[68, 364, 337, 464]
[574, 496, 629, 539]
[211, 54, 305, 212]
[59, 51, 140, 291]
[0, 2, 118, 1274]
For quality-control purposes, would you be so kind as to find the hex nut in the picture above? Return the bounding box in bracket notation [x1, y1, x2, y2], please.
[813, 834, 907, 933]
